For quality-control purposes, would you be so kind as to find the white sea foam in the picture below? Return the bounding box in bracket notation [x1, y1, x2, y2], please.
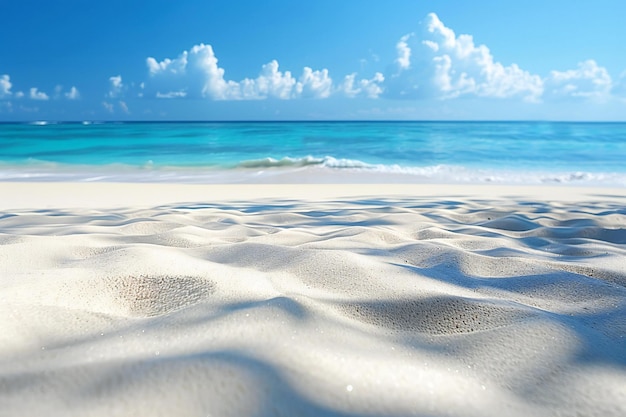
[237, 156, 327, 168]
[234, 156, 626, 186]
[237, 155, 389, 169]
[1, 156, 625, 186]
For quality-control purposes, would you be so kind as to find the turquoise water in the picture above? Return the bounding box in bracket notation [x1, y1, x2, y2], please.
[1, 121, 625, 185]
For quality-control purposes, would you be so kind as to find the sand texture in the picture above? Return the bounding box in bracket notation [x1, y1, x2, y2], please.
[0, 184, 625, 416]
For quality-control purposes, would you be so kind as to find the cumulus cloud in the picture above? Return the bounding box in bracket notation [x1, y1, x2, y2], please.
[65, 86, 80, 100]
[1, 74, 12, 98]
[546, 60, 612, 99]
[340, 72, 385, 98]
[29, 88, 49, 100]
[108, 75, 124, 98]
[240, 62, 336, 99]
[395, 34, 412, 70]
[256, 61, 298, 98]
[238, 60, 297, 99]
[145, 44, 239, 100]
[385, 13, 543, 101]
[297, 67, 332, 98]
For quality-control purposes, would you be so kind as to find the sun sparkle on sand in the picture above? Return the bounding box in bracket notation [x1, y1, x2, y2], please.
[0, 183, 625, 416]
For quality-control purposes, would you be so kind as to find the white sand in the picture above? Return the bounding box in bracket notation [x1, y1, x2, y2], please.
[1, 182, 625, 416]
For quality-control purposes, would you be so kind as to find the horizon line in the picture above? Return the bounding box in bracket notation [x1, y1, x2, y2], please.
[2, 119, 626, 124]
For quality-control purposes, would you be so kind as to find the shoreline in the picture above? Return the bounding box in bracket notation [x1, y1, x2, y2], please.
[2, 163, 625, 188]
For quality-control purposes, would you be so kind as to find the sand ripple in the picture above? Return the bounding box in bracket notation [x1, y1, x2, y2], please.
[1, 195, 625, 416]
[340, 296, 536, 334]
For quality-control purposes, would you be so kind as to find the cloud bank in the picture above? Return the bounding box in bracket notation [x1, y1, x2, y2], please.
[143, 43, 383, 100]
[1, 74, 80, 103]
[5, 12, 623, 112]
[133, 13, 620, 105]
[546, 60, 612, 99]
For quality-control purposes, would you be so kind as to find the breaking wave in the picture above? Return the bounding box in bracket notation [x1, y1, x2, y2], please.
[235, 155, 626, 186]
[1, 155, 625, 186]
[237, 155, 392, 169]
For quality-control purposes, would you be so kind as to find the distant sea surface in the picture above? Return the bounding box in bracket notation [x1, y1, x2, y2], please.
[1, 121, 625, 186]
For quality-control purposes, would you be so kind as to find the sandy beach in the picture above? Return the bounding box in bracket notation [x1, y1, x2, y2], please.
[1, 182, 625, 416]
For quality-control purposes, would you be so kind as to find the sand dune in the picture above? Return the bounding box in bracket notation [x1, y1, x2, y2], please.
[0, 184, 625, 416]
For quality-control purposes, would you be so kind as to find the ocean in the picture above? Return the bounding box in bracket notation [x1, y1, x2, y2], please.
[1, 121, 625, 186]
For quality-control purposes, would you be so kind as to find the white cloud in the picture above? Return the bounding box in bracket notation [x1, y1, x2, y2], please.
[340, 72, 385, 98]
[145, 44, 336, 100]
[15, 91, 24, 99]
[385, 13, 543, 101]
[102, 101, 114, 113]
[547, 60, 612, 99]
[341, 74, 363, 98]
[190, 44, 242, 99]
[65, 86, 80, 100]
[147, 56, 186, 75]
[240, 60, 297, 99]
[0, 74, 12, 98]
[29, 87, 49, 100]
[146, 43, 239, 100]
[431, 54, 476, 98]
[240, 61, 336, 99]
[108, 75, 124, 98]
[133, 19, 619, 106]
[395, 34, 412, 70]
[296, 67, 333, 98]
[119, 101, 129, 114]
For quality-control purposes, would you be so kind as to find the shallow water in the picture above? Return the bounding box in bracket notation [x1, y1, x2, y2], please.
[1, 121, 625, 185]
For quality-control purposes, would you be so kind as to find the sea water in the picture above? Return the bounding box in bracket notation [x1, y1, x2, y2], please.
[0, 121, 625, 185]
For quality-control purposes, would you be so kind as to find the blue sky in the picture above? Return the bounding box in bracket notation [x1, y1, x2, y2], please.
[1, 0, 625, 121]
